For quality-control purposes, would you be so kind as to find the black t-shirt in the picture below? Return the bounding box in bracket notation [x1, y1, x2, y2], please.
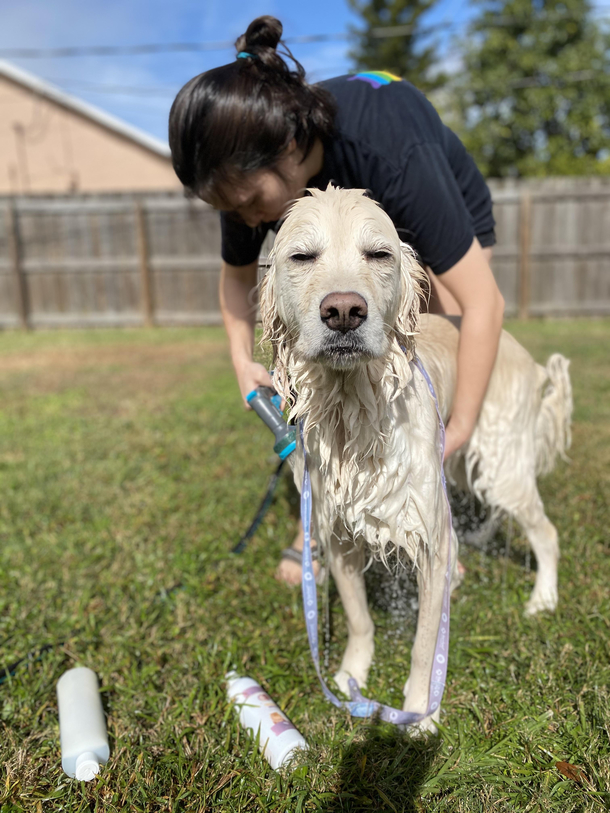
[221, 72, 495, 274]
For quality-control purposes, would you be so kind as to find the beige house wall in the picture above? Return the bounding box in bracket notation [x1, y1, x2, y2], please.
[0, 75, 181, 194]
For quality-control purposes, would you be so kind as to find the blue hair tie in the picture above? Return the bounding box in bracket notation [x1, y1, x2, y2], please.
[237, 51, 255, 59]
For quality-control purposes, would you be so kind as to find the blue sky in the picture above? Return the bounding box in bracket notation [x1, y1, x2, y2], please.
[1, 0, 607, 145]
[0, 0, 480, 144]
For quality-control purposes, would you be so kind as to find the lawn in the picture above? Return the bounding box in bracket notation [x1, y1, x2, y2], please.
[0, 319, 608, 812]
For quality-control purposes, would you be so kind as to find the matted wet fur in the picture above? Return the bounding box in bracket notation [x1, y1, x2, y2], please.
[260, 186, 572, 732]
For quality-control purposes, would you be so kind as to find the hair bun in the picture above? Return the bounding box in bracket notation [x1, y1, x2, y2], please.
[235, 15, 283, 55]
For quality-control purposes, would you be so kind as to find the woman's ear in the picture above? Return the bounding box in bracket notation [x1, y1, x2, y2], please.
[259, 250, 294, 405]
[392, 242, 426, 358]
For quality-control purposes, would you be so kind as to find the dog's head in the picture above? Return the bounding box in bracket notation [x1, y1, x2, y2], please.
[260, 186, 425, 399]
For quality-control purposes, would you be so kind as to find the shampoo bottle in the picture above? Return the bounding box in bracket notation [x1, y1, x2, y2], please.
[226, 671, 308, 770]
[56, 667, 109, 781]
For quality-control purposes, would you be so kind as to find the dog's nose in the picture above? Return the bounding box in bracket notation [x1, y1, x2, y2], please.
[320, 292, 368, 333]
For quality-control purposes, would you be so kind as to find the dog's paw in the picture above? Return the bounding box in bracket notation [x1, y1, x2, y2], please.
[334, 668, 368, 697]
[333, 669, 352, 697]
[334, 637, 374, 696]
[525, 588, 558, 616]
[400, 679, 441, 735]
[398, 706, 441, 737]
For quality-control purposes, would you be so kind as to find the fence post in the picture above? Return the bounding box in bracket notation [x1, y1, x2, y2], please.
[6, 203, 29, 330]
[518, 192, 532, 320]
[135, 201, 154, 326]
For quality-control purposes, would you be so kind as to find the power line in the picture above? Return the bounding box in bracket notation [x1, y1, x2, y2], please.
[2, 11, 610, 60]
[0, 34, 353, 59]
[0, 41, 231, 58]
[0, 30, 416, 60]
[0, 27, 449, 58]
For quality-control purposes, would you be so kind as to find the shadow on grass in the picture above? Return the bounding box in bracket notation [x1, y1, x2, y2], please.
[450, 487, 535, 571]
[320, 724, 440, 813]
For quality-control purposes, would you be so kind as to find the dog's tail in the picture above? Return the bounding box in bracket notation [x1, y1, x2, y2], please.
[535, 353, 572, 476]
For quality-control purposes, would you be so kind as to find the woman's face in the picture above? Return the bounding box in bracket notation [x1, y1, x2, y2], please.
[205, 140, 312, 228]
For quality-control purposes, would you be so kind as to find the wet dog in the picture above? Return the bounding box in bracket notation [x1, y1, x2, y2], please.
[260, 186, 572, 731]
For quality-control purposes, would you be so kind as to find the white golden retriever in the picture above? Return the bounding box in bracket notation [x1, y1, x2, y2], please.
[260, 186, 572, 731]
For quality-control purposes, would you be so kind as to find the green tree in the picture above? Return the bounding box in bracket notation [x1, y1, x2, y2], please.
[453, 0, 610, 177]
[348, 0, 447, 93]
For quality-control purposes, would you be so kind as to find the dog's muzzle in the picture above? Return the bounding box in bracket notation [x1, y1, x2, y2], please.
[316, 291, 372, 368]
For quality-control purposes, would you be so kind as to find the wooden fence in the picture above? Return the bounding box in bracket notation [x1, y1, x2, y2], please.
[489, 177, 610, 318]
[0, 194, 225, 329]
[1, 178, 609, 328]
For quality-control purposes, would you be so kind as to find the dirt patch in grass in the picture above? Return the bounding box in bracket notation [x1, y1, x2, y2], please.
[0, 340, 228, 374]
[0, 340, 230, 406]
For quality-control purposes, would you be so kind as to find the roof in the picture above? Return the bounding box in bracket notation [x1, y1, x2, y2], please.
[0, 59, 171, 159]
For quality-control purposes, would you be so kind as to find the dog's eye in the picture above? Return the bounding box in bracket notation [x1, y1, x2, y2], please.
[290, 252, 317, 263]
[365, 250, 392, 261]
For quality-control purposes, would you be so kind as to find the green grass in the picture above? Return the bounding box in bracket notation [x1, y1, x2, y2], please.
[0, 319, 609, 812]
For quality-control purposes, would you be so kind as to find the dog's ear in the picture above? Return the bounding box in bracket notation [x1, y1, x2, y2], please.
[259, 249, 295, 406]
[392, 242, 427, 358]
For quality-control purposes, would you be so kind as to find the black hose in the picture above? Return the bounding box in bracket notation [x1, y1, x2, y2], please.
[232, 458, 286, 554]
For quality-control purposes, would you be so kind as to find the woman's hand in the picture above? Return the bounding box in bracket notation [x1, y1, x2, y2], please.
[235, 359, 275, 408]
[443, 415, 474, 461]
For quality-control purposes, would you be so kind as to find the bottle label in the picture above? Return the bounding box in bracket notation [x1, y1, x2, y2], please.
[236, 685, 299, 736]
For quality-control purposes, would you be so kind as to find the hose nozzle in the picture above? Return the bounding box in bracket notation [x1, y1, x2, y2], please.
[246, 387, 296, 460]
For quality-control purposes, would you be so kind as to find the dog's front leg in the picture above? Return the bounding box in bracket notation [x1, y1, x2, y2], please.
[329, 534, 375, 696]
[402, 529, 456, 735]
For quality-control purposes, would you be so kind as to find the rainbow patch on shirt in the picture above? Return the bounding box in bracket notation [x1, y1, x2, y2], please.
[348, 71, 402, 89]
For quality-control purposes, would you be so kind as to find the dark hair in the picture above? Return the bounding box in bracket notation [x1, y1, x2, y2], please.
[168, 16, 336, 200]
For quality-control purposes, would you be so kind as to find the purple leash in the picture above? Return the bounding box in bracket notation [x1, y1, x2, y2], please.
[299, 356, 452, 724]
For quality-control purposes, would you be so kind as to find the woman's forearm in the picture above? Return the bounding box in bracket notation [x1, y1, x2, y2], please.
[451, 297, 504, 439]
[435, 238, 505, 457]
[219, 260, 259, 373]
[220, 260, 274, 404]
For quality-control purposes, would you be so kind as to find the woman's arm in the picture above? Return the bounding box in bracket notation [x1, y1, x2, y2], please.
[220, 260, 274, 406]
[432, 238, 505, 459]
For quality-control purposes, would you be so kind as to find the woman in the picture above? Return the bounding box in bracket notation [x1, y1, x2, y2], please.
[169, 15, 505, 586]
